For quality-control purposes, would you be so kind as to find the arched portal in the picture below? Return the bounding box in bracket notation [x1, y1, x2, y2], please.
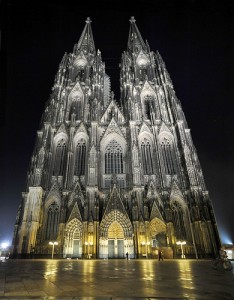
[150, 218, 167, 247]
[99, 210, 134, 259]
[63, 218, 83, 258]
[107, 221, 124, 258]
[150, 217, 168, 258]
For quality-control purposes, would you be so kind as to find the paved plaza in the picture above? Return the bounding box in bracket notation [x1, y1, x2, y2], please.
[0, 259, 233, 299]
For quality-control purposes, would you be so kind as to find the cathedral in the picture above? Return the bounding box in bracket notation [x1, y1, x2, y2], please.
[12, 17, 221, 259]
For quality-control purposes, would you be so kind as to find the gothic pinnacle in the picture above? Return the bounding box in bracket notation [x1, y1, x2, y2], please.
[130, 16, 136, 23]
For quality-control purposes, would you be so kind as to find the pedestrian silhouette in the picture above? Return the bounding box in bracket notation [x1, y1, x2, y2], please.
[158, 249, 163, 261]
[126, 252, 129, 260]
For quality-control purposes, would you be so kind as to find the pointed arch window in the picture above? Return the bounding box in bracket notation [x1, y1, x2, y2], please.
[46, 202, 60, 240]
[53, 139, 67, 176]
[144, 95, 155, 120]
[141, 139, 153, 175]
[74, 140, 86, 176]
[105, 140, 123, 174]
[160, 137, 175, 175]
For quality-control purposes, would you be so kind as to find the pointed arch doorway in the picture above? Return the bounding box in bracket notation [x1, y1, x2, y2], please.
[108, 221, 124, 258]
[63, 218, 83, 258]
[99, 210, 134, 259]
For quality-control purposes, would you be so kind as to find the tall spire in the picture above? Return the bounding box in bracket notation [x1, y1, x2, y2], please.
[127, 16, 147, 52]
[77, 17, 96, 54]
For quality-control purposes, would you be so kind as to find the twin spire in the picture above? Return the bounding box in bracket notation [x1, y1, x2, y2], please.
[77, 16, 147, 54]
[128, 16, 147, 52]
[77, 17, 96, 54]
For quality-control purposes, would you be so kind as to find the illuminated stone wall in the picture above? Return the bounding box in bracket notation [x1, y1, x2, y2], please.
[12, 17, 221, 259]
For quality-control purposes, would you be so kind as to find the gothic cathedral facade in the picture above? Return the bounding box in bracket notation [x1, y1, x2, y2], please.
[12, 17, 221, 259]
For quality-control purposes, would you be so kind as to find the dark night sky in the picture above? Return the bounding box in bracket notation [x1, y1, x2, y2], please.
[1, 0, 234, 246]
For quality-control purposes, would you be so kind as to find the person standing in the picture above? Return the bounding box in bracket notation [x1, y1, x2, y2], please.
[158, 249, 164, 261]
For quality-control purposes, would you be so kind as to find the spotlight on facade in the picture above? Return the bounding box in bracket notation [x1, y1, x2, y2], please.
[49, 241, 58, 259]
[176, 241, 186, 259]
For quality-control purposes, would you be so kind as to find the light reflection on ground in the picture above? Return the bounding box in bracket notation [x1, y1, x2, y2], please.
[0, 259, 233, 299]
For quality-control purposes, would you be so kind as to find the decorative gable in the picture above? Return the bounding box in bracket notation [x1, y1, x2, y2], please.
[100, 100, 125, 124]
[170, 181, 184, 201]
[102, 184, 127, 219]
[150, 201, 164, 221]
[158, 122, 172, 135]
[68, 181, 85, 207]
[101, 118, 126, 141]
[139, 122, 152, 136]
[68, 202, 82, 222]
[146, 182, 162, 206]
[140, 80, 156, 97]
[68, 81, 84, 101]
[74, 122, 88, 137]
[56, 123, 68, 136]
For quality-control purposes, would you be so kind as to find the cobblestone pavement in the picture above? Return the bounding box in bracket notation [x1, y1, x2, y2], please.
[0, 259, 233, 299]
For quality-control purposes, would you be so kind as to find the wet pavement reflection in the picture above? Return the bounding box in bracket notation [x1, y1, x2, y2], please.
[0, 259, 233, 299]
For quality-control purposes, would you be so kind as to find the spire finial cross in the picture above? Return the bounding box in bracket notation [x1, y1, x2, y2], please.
[86, 17, 92, 24]
[130, 16, 136, 23]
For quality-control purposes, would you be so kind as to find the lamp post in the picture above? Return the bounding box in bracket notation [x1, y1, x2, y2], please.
[49, 241, 58, 259]
[176, 241, 186, 259]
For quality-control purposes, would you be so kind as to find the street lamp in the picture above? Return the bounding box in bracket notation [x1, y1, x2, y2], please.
[176, 241, 186, 259]
[49, 241, 58, 259]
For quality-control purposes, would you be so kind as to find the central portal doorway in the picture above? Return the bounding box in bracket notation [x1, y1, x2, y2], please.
[108, 239, 124, 258]
[108, 221, 124, 258]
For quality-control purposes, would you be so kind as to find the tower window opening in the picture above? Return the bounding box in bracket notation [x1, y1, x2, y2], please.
[160, 138, 175, 175]
[53, 139, 67, 176]
[74, 141, 86, 176]
[141, 140, 153, 175]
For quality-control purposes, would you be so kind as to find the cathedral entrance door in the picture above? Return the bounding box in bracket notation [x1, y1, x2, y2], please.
[108, 240, 115, 258]
[117, 239, 124, 258]
[108, 239, 124, 258]
[72, 239, 80, 258]
[107, 221, 124, 258]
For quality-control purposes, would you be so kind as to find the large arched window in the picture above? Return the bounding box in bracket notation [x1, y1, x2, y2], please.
[74, 140, 86, 176]
[160, 137, 175, 175]
[141, 139, 153, 175]
[105, 140, 123, 174]
[53, 139, 67, 176]
[46, 202, 60, 240]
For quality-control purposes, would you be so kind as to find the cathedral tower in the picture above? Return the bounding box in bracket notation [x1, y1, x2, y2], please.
[12, 17, 221, 259]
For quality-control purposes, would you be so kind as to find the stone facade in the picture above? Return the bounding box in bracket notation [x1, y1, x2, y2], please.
[12, 17, 221, 259]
